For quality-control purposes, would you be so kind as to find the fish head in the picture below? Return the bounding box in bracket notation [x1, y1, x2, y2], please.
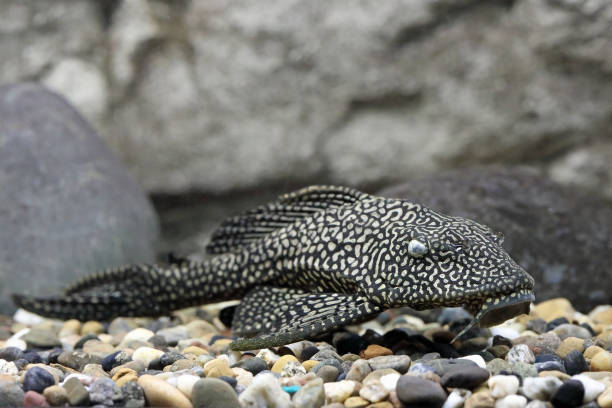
[386, 204, 535, 334]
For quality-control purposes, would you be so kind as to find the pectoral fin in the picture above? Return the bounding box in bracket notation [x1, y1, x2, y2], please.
[230, 286, 381, 350]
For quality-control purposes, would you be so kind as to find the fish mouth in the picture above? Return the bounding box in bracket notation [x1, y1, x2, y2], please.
[452, 289, 535, 342]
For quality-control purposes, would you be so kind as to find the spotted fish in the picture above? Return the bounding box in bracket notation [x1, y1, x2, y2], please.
[13, 185, 535, 350]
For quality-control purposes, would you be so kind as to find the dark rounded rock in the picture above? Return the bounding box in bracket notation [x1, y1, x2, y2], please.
[547, 317, 570, 332]
[440, 365, 490, 389]
[159, 352, 185, 368]
[74, 333, 99, 350]
[192, 378, 240, 408]
[564, 350, 589, 375]
[0, 346, 23, 361]
[301, 346, 320, 361]
[427, 358, 477, 377]
[0, 83, 159, 315]
[551, 379, 584, 408]
[13, 358, 29, 370]
[231, 357, 267, 375]
[102, 351, 122, 372]
[579, 323, 596, 337]
[535, 361, 566, 373]
[536, 354, 563, 363]
[396, 375, 447, 408]
[22, 351, 42, 364]
[379, 166, 612, 311]
[58, 350, 102, 371]
[219, 376, 237, 388]
[335, 333, 368, 355]
[45, 348, 64, 364]
[23, 366, 55, 393]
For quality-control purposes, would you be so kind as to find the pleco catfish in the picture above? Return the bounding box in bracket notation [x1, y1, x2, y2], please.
[13, 185, 535, 350]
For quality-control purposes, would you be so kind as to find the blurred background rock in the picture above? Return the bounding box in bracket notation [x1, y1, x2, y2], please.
[1, 0, 611, 311]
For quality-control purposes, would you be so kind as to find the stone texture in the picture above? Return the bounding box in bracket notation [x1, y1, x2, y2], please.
[379, 167, 612, 311]
[0, 83, 158, 314]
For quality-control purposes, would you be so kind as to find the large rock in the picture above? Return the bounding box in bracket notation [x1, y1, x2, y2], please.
[0, 83, 159, 314]
[378, 166, 612, 311]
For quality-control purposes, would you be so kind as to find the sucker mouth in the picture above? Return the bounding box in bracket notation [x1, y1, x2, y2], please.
[452, 289, 535, 342]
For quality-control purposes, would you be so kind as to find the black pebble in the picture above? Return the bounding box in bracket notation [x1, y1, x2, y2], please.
[535, 361, 566, 373]
[492, 335, 513, 348]
[233, 357, 268, 375]
[46, 348, 64, 364]
[546, 317, 570, 332]
[148, 357, 164, 371]
[22, 351, 42, 364]
[335, 333, 368, 355]
[536, 354, 563, 363]
[0, 347, 23, 362]
[74, 334, 99, 349]
[361, 329, 384, 346]
[102, 351, 122, 372]
[551, 379, 584, 408]
[440, 366, 490, 389]
[564, 350, 589, 375]
[13, 358, 29, 370]
[159, 352, 185, 368]
[219, 376, 237, 387]
[301, 346, 320, 361]
[24, 366, 55, 393]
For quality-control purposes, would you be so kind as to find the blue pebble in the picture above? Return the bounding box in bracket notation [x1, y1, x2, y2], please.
[22, 351, 43, 364]
[535, 354, 563, 363]
[23, 366, 55, 393]
[282, 385, 300, 394]
[101, 350, 122, 372]
[336, 372, 346, 381]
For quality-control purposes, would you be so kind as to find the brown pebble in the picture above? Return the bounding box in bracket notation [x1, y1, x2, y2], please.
[203, 358, 234, 378]
[585, 346, 606, 360]
[556, 337, 585, 358]
[532, 298, 574, 321]
[464, 391, 495, 408]
[43, 385, 68, 406]
[80, 321, 104, 335]
[360, 345, 392, 359]
[598, 385, 612, 408]
[344, 396, 369, 407]
[539, 370, 571, 381]
[138, 374, 193, 408]
[112, 368, 138, 387]
[592, 307, 612, 325]
[592, 351, 612, 372]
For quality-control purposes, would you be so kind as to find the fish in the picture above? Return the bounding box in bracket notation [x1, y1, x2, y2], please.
[12, 185, 535, 350]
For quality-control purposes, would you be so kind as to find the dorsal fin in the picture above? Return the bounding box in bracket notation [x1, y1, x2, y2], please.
[205, 185, 368, 254]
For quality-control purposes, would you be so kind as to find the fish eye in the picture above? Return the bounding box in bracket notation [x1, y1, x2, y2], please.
[407, 239, 428, 257]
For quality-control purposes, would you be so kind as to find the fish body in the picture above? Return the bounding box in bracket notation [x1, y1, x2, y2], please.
[13, 186, 535, 349]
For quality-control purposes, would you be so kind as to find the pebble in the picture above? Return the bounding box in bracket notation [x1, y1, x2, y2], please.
[460, 355, 487, 369]
[317, 364, 339, 383]
[57, 350, 101, 371]
[442, 388, 471, 408]
[122, 328, 155, 344]
[345, 396, 369, 407]
[271, 354, 299, 373]
[494, 395, 527, 408]
[81, 321, 105, 335]
[191, 378, 240, 408]
[324, 380, 357, 403]
[121, 381, 146, 408]
[554, 324, 592, 340]
[598, 386, 612, 408]
[346, 359, 372, 382]
[506, 345, 535, 364]
[131, 347, 164, 367]
[112, 367, 139, 387]
[488, 375, 519, 398]
[551, 379, 585, 408]
[138, 374, 193, 408]
[90, 377, 122, 406]
[63, 377, 90, 406]
[380, 372, 401, 391]
[360, 344, 393, 359]
[204, 358, 234, 378]
[24, 366, 56, 393]
[23, 390, 49, 407]
[584, 346, 606, 360]
[359, 380, 389, 402]
[280, 360, 306, 377]
[396, 375, 447, 407]
[0, 358, 18, 375]
[557, 337, 585, 358]
[0, 347, 23, 361]
[591, 351, 612, 372]
[292, 377, 325, 408]
[464, 391, 495, 408]
[233, 357, 268, 375]
[565, 350, 589, 375]
[533, 298, 574, 321]
[572, 374, 606, 403]
[522, 376, 563, 401]
[238, 372, 291, 408]
[441, 365, 490, 389]
[368, 355, 411, 373]
[0, 381, 25, 407]
[256, 349, 280, 367]
[524, 401, 548, 408]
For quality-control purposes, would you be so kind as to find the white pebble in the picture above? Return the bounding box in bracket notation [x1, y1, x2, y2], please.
[132, 346, 164, 366]
[442, 388, 471, 408]
[459, 354, 487, 368]
[3, 337, 26, 351]
[380, 373, 400, 391]
[506, 344, 535, 364]
[0, 359, 18, 375]
[122, 328, 155, 343]
[324, 380, 357, 403]
[572, 374, 606, 403]
[359, 380, 389, 403]
[255, 349, 280, 368]
[488, 375, 520, 398]
[525, 401, 548, 408]
[232, 367, 253, 387]
[176, 374, 200, 398]
[495, 394, 527, 408]
[238, 373, 291, 408]
[490, 326, 521, 340]
[61, 373, 96, 386]
[522, 376, 562, 401]
[13, 309, 44, 325]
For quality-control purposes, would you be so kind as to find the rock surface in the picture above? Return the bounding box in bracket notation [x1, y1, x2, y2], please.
[0, 83, 159, 314]
[379, 166, 612, 311]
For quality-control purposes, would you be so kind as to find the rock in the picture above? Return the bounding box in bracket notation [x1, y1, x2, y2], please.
[359, 380, 389, 402]
[367, 355, 411, 374]
[564, 350, 589, 376]
[316, 365, 339, 383]
[488, 375, 519, 399]
[22, 391, 49, 407]
[346, 359, 372, 382]
[553, 325, 592, 340]
[292, 377, 325, 408]
[0, 359, 18, 375]
[131, 347, 164, 367]
[396, 376, 447, 408]
[121, 381, 146, 408]
[255, 349, 280, 367]
[0, 83, 158, 314]
[524, 402, 548, 408]
[599, 386, 612, 408]
[102, 350, 131, 372]
[0, 347, 23, 362]
[590, 306, 612, 325]
[123, 328, 155, 344]
[63, 377, 90, 407]
[112, 367, 139, 388]
[380, 167, 612, 312]
[22, 328, 61, 349]
[82, 363, 110, 378]
[280, 361, 306, 377]
[557, 338, 585, 359]
[233, 357, 268, 375]
[0, 381, 25, 407]
[156, 326, 189, 345]
[323, 380, 357, 404]
[90, 378, 123, 406]
[522, 376, 563, 401]
[584, 346, 606, 360]
[441, 366, 490, 389]
[344, 396, 369, 408]
[572, 374, 605, 403]
[311, 349, 343, 363]
[81, 321, 105, 336]
[271, 354, 299, 374]
[460, 355, 487, 369]
[203, 358, 234, 378]
[591, 351, 612, 372]
[551, 379, 584, 408]
[24, 366, 56, 393]
[464, 392, 495, 408]
[494, 395, 527, 408]
[506, 345, 535, 365]
[511, 362, 539, 379]
[138, 374, 193, 408]
[442, 388, 471, 408]
[360, 345, 392, 359]
[192, 378, 240, 408]
[238, 372, 291, 408]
